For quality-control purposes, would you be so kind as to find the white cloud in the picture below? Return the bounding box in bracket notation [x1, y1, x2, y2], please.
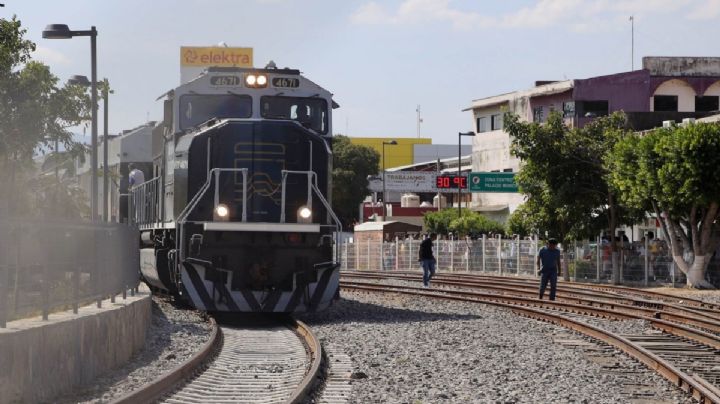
[686, 0, 720, 19]
[32, 46, 71, 66]
[350, 0, 708, 32]
[351, 0, 490, 30]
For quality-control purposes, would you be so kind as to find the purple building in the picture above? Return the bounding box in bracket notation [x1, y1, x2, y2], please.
[463, 56, 720, 219]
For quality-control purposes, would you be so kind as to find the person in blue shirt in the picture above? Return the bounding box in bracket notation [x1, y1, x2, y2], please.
[536, 238, 562, 300]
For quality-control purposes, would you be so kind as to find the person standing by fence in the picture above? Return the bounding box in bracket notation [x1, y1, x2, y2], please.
[419, 233, 437, 288]
[537, 238, 562, 300]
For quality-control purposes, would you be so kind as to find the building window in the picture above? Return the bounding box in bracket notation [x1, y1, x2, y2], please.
[577, 100, 609, 118]
[533, 106, 544, 123]
[491, 114, 503, 130]
[477, 116, 489, 132]
[696, 96, 719, 112]
[503, 168, 513, 172]
[563, 101, 575, 118]
[654, 95, 678, 112]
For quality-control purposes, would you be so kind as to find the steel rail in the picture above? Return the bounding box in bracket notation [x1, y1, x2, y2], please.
[342, 280, 720, 349]
[419, 270, 720, 311]
[342, 271, 720, 321]
[340, 282, 720, 404]
[341, 272, 720, 332]
[287, 319, 323, 404]
[111, 317, 321, 404]
[111, 317, 221, 404]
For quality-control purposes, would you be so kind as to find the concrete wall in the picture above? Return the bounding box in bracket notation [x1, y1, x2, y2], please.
[573, 70, 650, 113]
[0, 290, 151, 403]
[643, 56, 720, 77]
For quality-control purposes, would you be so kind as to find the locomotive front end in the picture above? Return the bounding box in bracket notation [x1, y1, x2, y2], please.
[137, 66, 342, 312]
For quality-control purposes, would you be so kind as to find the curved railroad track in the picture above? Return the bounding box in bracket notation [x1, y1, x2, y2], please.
[340, 271, 720, 404]
[113, 317, 321, 404]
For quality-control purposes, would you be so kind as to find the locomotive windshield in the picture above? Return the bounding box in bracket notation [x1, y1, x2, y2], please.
[260, 96, 328, 134]
[179, 94, 252, 130]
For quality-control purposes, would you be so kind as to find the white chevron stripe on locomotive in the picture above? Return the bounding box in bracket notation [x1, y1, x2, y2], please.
[180, 262, 339, 312]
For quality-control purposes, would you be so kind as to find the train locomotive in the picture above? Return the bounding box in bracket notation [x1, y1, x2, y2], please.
[131, 63, 342, 312]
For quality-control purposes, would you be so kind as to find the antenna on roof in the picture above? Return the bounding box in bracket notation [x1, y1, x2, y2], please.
[630, 16, 634, 70]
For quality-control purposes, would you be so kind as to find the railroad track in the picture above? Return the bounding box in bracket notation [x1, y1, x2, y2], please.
[340, 272, 720, 403]
[113, 317, 321, 404]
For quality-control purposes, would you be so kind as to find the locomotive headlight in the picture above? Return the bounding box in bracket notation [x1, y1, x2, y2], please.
[245, 74, 257, 86]
[215, 204, 229, 221]
[256, 74, 267, 86]
[298, 206, 312, 222]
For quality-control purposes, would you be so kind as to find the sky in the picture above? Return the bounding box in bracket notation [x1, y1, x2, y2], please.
[4, 0, 720, 145]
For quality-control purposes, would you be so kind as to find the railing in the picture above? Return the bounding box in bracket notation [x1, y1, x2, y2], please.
[0, 219, 140, 328]
[129, 176, 162, 228]
[340, 236, 715, 287]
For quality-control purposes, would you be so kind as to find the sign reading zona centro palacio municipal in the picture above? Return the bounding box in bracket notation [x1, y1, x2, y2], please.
[468, 172, 518, 193]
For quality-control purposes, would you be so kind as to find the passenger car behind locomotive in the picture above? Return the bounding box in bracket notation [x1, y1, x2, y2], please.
[131, 64, 341, 312]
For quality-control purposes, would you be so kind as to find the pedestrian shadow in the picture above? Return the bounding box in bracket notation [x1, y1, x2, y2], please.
[297, 296, 483, 326]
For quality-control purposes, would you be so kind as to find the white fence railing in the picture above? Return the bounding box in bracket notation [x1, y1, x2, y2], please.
[339, 236, 720, 287]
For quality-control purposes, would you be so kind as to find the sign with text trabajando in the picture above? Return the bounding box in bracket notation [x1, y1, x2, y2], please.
[367, 171, 438, 193]
[468, 172, 519, 193]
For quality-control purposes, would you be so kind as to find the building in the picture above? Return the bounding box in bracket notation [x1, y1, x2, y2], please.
[348, 137, 470, 169]
[464, 56, 720, 221]
[363, 154, 473, 226]
[74, 122, 155, 220]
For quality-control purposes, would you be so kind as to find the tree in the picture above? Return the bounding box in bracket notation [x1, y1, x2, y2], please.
[423, 208, 461, 235]
[506, 203, 537, 238]
[505, 111, 644, 283]
[423, 208, 503, 237]
[332, 135, 379, 227]
[448, 212, 505, 237]
[608, 122, 720, 288]
[1, 16, 90, 217]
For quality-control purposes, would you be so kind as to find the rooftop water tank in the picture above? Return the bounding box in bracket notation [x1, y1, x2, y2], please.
[401, 193, 420, 208]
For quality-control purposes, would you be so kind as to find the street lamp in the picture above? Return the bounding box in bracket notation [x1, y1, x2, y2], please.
[44, 24, 99, 221]
[381, 140, 397, 219]
[101, 79, 112, 222]
[458, 131, 475, 217]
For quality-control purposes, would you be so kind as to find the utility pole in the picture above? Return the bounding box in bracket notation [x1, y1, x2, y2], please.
[416, 105, 422, 138]
[630, 15, 634, 71]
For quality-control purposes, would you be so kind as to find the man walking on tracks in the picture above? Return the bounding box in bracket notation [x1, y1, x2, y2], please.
[537, 238, 561, 300]
[419, 233, 437, 288]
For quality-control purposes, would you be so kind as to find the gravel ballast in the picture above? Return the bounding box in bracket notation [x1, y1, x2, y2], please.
[56, 296, 212, 404]
[300, 289, 694, 403]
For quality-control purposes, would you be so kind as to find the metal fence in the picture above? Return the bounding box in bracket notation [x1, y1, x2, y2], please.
[0, 219, 140, 327]
[340, 236, 720, 287]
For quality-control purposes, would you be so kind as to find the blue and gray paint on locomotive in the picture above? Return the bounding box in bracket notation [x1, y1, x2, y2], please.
[135, 66, 341, 313]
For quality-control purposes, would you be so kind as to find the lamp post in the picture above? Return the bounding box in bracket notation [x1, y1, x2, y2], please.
[101, 79, 112, 222]
[43, 24, 99, 221]
[458, 131, 475, 217]
[381, 140, 397, 219]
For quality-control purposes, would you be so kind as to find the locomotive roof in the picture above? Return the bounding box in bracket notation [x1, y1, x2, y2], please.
[158, 65, 339, 108]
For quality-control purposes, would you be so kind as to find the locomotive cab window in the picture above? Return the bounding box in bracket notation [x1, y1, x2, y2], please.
[260, 96, 328, 134]
[179, 94, 252, 130]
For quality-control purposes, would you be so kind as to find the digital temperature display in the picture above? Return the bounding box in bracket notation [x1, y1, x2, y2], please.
[436, 175, 467, 189]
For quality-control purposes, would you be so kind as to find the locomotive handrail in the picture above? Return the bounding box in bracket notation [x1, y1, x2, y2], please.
[129, 176, 162, 228]
[280, 169, 343, 264]
[176, 168, 248, 262]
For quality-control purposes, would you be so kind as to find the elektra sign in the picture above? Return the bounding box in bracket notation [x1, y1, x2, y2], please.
[180, 47, 253, 67]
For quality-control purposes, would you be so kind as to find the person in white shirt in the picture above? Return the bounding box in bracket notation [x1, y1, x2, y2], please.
[128, 163, 145, 190]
